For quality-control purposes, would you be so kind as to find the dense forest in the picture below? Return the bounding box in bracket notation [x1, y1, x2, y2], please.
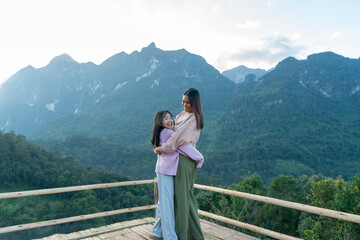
[0, 132, 153, 240]
[1, 131, 359, 239]
[32, 134, 157, 180]
[32, 134, 223, 186]
[196, 173, 360, 239]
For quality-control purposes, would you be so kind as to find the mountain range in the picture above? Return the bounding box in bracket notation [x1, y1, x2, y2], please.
[0, 43, 235, 144]
[1, 43, 359, 184]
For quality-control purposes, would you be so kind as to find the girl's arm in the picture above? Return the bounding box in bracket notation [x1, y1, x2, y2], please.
[177, 144, 204, 169]
[156, 115, 196, 154]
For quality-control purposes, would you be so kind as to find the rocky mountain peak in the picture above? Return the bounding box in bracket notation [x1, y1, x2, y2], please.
[48, 54, 76, 65]
[140, 42, 158, 55]
[307, 51, 343, 61]
[144, 42, 156, 49]
[275, 56, 299, 70]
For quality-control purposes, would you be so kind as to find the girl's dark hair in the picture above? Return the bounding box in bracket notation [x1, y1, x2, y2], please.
[151, 110, 173, 148]
[183, 88, 203, 130]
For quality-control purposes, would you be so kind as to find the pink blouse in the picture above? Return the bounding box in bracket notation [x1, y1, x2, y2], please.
[158, 111, 201, 154]
[155, 128, 204, 176]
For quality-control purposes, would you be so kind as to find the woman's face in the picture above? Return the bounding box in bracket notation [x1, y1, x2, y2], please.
[182, 95, 193, 113]
[161, 112, 174, 129]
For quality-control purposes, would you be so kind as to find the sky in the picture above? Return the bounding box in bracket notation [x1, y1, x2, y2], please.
[1, 0, 360, 85]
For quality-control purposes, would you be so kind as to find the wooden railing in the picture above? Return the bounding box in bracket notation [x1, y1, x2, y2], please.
[0, 179, 359, 240]
[194, 184, 360, 240]
[0, 180, 158, 234]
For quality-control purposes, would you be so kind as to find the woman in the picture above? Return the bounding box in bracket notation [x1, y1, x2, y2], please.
[154, 88, 204, 240]
[151, 110, 204, 240]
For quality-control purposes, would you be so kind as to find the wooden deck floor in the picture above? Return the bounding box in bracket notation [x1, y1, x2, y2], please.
[35, 217, 260, 240]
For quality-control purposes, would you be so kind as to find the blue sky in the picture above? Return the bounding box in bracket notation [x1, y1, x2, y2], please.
[0, 0, 359, 85]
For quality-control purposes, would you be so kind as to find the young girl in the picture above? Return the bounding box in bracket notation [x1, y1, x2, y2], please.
[154, 88, 204, 240]
[151, 110, 204, 240]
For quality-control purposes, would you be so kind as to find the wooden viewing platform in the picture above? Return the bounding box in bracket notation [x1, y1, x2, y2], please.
[1, 179, 359, 240]
[35, 217, 260, 240]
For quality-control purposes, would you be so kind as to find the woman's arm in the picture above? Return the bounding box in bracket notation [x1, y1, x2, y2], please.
[177, 144, 204, 169]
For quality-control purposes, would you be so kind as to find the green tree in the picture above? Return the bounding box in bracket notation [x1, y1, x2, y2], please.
[298, 175, 360, 240]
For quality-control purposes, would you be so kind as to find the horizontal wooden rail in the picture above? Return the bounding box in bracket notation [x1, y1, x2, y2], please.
[1, 179, 358, 239]
[0, 204, 157, 234]
[195, 184, 360, 224]
[198, 210, 302, 240]
[0, 179, 157, 200]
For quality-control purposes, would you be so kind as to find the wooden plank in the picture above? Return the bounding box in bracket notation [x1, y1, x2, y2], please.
[62, 233, 78, 238]
[123, 227, 147, 239]
[46, 235, 65, 240]
[0, 204, 157, 234]
[199, 210, 300, 240]
[79, 229, 93, 236]
[131, 225, 152, 239]
[203, 233, 222, 240]
[200, 219, 258, 240]
[37, 217, 264, 240]
[202, 221, 236, 238]
[57, 219, 154, 240]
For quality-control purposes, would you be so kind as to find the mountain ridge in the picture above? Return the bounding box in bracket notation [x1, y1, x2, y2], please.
[0, 43, 236, 144]
[0, 46, 359, 184]
[202, 51, 360, 183]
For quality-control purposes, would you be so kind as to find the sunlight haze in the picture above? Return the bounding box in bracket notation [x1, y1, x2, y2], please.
[0, 0, 359, 85]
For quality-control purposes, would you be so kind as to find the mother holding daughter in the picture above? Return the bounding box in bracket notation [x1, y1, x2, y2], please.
[151, 88, 204, 240]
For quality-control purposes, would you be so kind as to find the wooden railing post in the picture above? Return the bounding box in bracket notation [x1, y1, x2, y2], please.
[154, 177, 158, 217]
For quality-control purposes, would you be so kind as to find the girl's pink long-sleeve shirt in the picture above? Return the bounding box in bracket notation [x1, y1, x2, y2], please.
[155, 128, 204, 176]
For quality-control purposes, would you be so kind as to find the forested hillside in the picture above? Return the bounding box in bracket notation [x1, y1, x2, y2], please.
[199, 52, 360, 184]
[196, 173, 360, 239]
[32, 134, 222, 186]
[33, 134, 156, 180]
[0, 132, 153, 240]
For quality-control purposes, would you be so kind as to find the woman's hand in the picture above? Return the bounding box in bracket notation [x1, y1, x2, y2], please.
[154, 147, 162, 154]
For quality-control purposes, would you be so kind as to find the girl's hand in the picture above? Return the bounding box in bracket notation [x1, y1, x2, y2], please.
[154, 147, 162, 154]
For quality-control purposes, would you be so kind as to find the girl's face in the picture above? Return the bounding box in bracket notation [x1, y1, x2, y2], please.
[182, 95, 193, 113]
[162, 112, 175, 129]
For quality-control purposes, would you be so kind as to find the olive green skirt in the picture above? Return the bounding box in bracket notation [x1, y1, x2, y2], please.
[174, 154, 204, 240]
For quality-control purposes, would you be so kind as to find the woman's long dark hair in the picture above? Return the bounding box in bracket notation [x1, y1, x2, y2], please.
[183, 88, 203, 130]
[151, 110, 173, 148]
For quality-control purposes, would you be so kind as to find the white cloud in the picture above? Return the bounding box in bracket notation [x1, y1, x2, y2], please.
[291, 33, 302, 40]
[212, 5, 225, 13]
[217, 35, 305, 70]
[236, 20, 261, 29]
[330, 31, 340, 39]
